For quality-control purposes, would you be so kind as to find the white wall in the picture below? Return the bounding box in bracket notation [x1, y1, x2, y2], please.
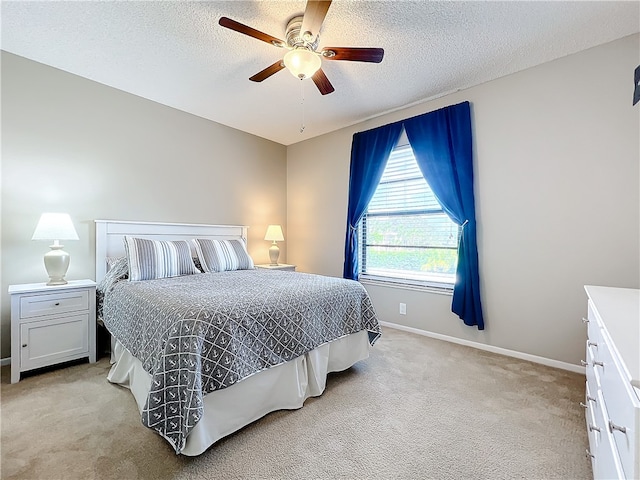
[287, 34, 640, 366]
[1, 52, 288, 358]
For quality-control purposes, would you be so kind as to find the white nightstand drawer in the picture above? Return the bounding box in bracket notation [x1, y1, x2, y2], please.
[20, 313, 89, 371]
[20, 289, 89, 319]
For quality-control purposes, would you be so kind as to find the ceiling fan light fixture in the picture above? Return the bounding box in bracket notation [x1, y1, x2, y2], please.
[283, 48, 321, 79]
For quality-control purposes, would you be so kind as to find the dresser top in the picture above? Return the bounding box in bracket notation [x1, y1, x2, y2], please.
[585, 285, 640, 388]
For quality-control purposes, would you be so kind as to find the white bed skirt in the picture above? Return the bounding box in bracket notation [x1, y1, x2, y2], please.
[107, 330, 372, 456]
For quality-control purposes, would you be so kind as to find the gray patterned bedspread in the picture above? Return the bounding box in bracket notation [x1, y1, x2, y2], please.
[100, 269, 380, 454]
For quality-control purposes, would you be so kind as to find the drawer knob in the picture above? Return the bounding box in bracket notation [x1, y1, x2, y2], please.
[580, 402, 588, 409]
[588, 424, 601, 433]
[54, 302, 60, 306]
[587, 395, 596, 404]
[592, 360, 604, 368]
[580, 360, 588, 367]
[582, 317, 589, 324]
[21, 343, 27, 348]
[585, 449, 594, 459]
[588, 341, 598, 348]
[609, 420, 627, 434]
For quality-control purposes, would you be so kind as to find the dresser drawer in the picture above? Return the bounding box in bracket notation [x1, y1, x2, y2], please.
[20, 289, 89, 319]
[586, 381, 600, 467]
[593, 390, 626, 480]
[586, 375, 602, 432]
[587, 301, 604, 347]
[586, 344, 602, 394]
[597, 328, 640, 479]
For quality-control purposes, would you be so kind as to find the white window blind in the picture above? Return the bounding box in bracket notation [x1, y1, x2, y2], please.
[359, 144, 459, 287]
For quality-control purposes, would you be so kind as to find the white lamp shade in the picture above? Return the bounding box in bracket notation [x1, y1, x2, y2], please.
[264, 225, 284, 242]
[32, 213, 79, 241]
[283, 48, 321, 79]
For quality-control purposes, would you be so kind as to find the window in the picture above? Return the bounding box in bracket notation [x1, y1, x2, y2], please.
[359, 143, 459, 288]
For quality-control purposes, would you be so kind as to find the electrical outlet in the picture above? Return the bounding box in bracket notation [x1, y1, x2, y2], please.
[399, 303, 406, 315]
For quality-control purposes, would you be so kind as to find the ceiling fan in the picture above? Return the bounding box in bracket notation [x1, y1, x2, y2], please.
[218, 0, 384, 95]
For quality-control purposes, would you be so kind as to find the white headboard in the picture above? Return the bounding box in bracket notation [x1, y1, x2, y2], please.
[95, 220, 249, 282]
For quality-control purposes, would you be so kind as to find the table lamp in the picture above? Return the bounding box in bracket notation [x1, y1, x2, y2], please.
[31, 213, 79, 285]
[264, 225, 284, 265]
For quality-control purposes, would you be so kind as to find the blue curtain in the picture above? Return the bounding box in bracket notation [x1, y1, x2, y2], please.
[343, 123, 404, 280]
[404, 101, 484, 329]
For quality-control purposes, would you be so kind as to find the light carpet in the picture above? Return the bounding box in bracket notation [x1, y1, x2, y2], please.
[1, 327, 591, 480]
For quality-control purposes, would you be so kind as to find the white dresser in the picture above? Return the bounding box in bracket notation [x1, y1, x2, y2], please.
[583, 285, 640, 479]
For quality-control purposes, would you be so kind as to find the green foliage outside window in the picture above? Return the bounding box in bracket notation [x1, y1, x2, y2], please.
[366, 247, 457, 275]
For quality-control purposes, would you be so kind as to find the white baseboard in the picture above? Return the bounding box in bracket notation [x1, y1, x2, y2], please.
[1, 357, 10, 367]
[379, 321, 585, 375]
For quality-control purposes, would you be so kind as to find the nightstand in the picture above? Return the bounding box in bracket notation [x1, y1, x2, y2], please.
[9, 279, 97, 383]
[255, 264, 296, 272]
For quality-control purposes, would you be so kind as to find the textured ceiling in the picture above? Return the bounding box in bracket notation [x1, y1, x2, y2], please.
[2, 1, 639, 146]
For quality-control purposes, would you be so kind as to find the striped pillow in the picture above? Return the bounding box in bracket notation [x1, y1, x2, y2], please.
[193, 238, 254, 273]
[124, 237, 199, 282]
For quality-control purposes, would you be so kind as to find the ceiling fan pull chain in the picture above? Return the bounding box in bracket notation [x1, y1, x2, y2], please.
[300, 78, 306, 133]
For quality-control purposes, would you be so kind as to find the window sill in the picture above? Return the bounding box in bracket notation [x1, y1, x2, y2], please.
[359, 275, 454, 296]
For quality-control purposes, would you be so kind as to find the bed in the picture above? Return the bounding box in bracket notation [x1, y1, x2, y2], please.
[95, 220, 381, 456]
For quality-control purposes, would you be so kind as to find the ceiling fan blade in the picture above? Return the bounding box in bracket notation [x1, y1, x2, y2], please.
[300, 0, 332, 40]
[249, 61, 286, 82]
[312, 68, 335, 95]
[219, 17, 285, 47]
[321, 47, 384, 63]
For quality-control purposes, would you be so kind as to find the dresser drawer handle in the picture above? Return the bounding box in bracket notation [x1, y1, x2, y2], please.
[54, 302, 60, 306]
[592, 360, 604, 368]
[580, 396, 596, 408]
[21, 343, 27, 348]
[587, 341, 598, 348]
[609, 420, 627, 434]
[580, 360, 588, 367]
[582, 317, 589, 324]
[585, 449, 594, 459]
[588, 424, 601, 433]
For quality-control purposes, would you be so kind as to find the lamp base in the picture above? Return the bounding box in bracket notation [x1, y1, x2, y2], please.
[44, 245, 70, 286]
[268, 243, 280, 265]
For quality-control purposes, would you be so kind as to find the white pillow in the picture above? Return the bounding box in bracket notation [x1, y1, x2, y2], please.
[193, 238, 254, 273]
[124, 236, 199, 282]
